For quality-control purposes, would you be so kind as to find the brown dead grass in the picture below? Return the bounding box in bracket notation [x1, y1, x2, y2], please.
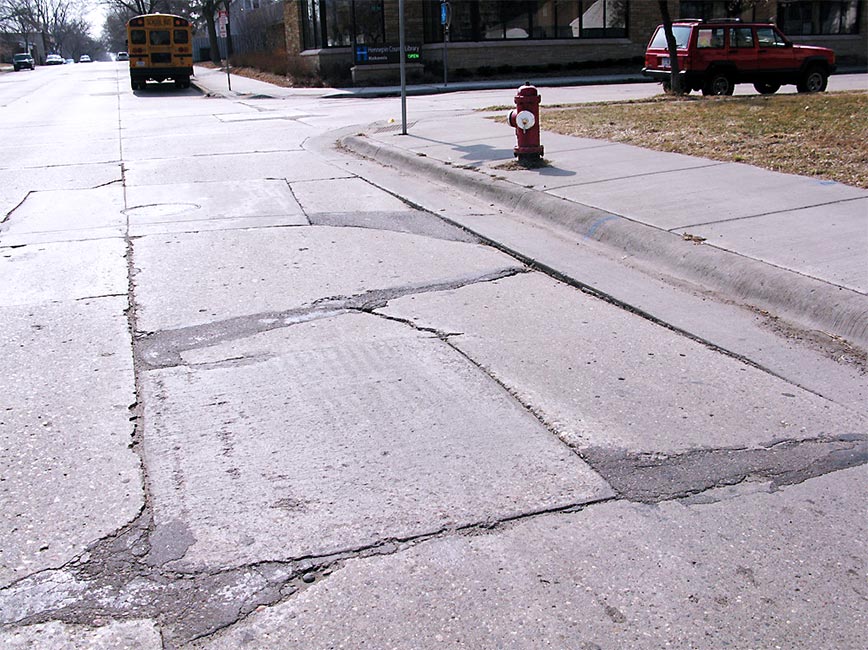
[540, 91, 868, 189]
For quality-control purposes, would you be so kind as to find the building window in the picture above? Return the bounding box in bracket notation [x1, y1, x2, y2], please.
[778, 1, 860, 35]
[300, 0, 385, 49]
[423, 0, 627, 43]
[679, 1, 733, 20]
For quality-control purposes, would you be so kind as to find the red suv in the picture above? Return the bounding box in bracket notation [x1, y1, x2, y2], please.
[643, 19, 836, 95]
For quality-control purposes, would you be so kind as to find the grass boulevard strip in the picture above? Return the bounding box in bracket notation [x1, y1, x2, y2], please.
[536, 90, 868, 189]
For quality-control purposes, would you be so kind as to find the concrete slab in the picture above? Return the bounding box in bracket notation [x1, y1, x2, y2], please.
[685, 198, 868, 292]
[120, 125, 313, 160]
[191, 465, 868, 650]
[0, 138, 119, 169]
[123, 151, 352, 187]
[125, 179, 306, 225]
[0, 298, 142, 588]
[131, 226, 520, 331]
[549, 162, 868, 231]
[484, 142, 721, 191]
[381, 272, 865, 454]
[0, 620, 162, 649]
[290, 177, 410, 213]
[0, 186, 126, 246]
[128, 215, 308, 237]
[378, 116, 504, 142]
[0, 238, 128, 306]
[142, 312, 612, 571]
[0, 165, 122, 220]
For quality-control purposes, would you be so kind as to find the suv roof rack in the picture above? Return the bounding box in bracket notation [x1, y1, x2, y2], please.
[707, 17, 740, 23]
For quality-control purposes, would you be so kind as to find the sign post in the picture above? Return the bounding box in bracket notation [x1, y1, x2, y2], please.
[399, 0, 407, 135]
[218, 9, 231, 90]
[441, 2, 451, 86]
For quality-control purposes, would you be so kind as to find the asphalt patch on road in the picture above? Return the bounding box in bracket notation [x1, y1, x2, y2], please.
[308, 210, 480, 243]
[582, 434, 868, 503]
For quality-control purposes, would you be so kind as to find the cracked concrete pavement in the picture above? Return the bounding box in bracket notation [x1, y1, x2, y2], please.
[1, 63, 866, 648]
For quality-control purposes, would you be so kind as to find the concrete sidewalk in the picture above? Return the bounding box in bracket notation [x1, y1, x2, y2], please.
[192, 65, 868, 348]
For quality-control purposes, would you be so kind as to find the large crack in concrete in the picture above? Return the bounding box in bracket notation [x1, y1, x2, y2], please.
[0, 498, 614, 648]
[136, 267, 525, 368]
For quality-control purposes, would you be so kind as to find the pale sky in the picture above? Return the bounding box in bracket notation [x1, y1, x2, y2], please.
[86, 5, 107, 38]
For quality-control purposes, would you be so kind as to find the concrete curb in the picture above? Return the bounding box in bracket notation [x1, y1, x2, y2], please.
[341, 133, 868, 349]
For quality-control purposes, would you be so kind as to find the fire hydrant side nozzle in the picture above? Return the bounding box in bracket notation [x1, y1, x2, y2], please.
[507, 82, 544, 163]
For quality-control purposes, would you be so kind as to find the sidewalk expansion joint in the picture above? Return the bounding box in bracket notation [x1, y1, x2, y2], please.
[673, 194, 868, 231]
[546, 160, 724, 190]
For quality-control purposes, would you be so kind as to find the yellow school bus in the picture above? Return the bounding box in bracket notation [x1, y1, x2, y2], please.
[126, 13, 193, 90]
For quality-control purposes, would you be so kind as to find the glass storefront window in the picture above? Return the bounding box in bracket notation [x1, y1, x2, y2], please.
[300, 0, 386, 49]
[422, 0, 627, 42]
[354, 0, 386, 43]
[778, 1, 860, 35]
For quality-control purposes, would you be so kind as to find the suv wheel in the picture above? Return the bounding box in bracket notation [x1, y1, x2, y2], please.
[702, 72, 734, 96]
[797, 66, 828, 93]
[753, 82, 781, 95]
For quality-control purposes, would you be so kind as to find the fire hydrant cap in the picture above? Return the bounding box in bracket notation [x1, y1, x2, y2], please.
[516, 83, 538, 96]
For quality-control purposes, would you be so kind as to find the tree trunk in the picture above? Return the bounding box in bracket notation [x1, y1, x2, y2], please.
[657, 0, 684, 94]
[205, 11, 221, 65]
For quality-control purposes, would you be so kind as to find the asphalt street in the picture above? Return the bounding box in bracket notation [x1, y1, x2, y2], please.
[0, 62, 866, 649]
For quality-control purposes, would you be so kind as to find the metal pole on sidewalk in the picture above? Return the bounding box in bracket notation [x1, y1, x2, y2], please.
[399, 0, 407, 135]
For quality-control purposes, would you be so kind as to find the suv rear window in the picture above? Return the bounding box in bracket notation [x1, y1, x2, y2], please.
[649, 25, 692, 49]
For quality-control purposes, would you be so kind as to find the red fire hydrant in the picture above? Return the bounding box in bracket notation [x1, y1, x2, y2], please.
[507, 83, 544, 163]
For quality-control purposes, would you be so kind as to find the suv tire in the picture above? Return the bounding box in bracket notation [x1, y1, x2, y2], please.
[797, 66, 828, 93]
[702, 72, 734, 96]
[753, 82, 781, 95]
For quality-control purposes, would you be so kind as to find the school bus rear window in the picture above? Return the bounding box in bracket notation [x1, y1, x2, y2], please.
[174, 30, 189, 44]
[149, 30, 170, 46]
[130, 30, 146, 45]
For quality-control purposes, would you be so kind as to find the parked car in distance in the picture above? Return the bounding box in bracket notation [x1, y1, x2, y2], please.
[64, 58, 74, 64]
[643, 18, 836, 95]
[13, 53, 35, 71]
[117, 51, 129, 61]
[79, 54, 92, 63]
[45, 54, 64, 65]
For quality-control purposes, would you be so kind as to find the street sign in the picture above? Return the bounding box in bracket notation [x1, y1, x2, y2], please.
[218, 10, 228, 38]
[354, 44, 421, 65]
[440, 2, 451, 28]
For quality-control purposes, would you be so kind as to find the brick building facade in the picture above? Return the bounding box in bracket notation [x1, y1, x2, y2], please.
[282, 1, 866, 84]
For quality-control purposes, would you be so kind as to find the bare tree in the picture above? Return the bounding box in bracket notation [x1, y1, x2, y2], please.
[1, 0, 38, 55]
[188, 0, 222, 65]
[657, 0, 685, 94]
[100, 0, 169, 15]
